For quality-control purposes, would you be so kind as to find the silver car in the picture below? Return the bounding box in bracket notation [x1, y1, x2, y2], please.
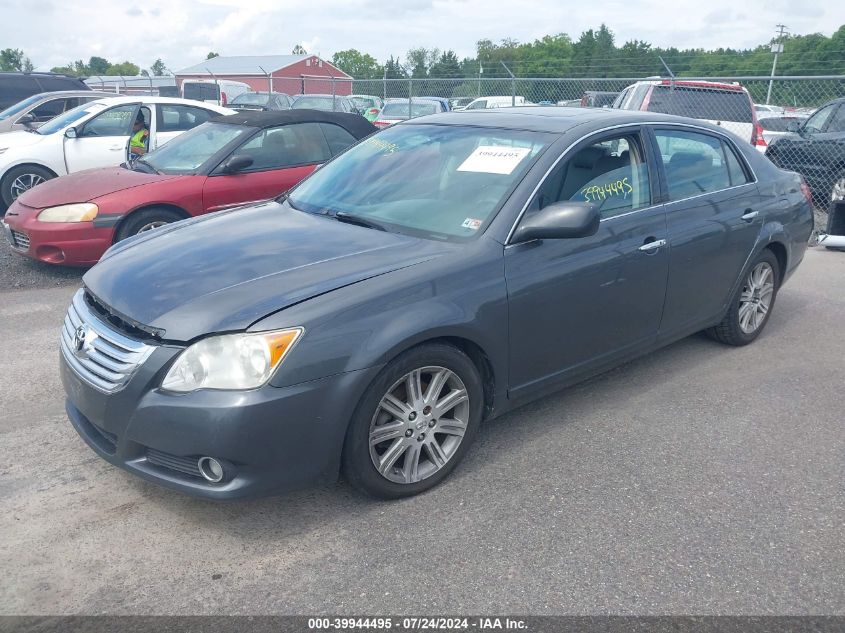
[0, 91, 113, 134]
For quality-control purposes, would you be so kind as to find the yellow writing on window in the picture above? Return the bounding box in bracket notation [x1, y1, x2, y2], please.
[580, 177, 634, 203]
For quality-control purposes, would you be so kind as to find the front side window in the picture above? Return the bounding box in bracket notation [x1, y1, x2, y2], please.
[654, 129, 735, 201]
[81, 104, 138, 137]
[288, 123, 553, 241]
[140, 122, 251, 175]
[825, 105, 845, 133]
[234, 122, 331, 170]
[802, 104, 836, 134]
[536, 133, 651, 220]
[35, 102, 105, 134]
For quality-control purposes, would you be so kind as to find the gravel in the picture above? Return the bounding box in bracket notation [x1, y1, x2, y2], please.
[0, 224, 84, 292]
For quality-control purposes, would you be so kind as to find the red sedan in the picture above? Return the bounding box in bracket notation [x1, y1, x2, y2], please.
[2, 110, 375, 266]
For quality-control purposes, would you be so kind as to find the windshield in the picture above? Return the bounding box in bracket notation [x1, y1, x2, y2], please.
[232, 93, 271, 106]
[381, 103, 438, 119]
[0, 94, 45, 120]
[352, 97, 375, 109]
[291, 96, 336, 110]
[140, 122, 251, 175]
[36, 102, 105, 135]
[288, 123, 553, 241]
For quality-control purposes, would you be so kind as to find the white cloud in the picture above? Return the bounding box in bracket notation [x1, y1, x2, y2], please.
[1, 0, 841, 73]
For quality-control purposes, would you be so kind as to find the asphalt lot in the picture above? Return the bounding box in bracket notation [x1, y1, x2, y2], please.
[0, 247, 843, 615]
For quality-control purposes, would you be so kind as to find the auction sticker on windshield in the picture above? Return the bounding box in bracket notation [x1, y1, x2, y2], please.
[457, 146, 531, 175]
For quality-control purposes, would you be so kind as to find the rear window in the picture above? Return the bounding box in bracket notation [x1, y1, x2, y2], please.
[647, 85, 753, 123]
[232, 93, 270, 106]
[291, 95, 336, 110]
[184, 83, 219, 102]
[760, 117, 802, 132]
[381, 103, 438, 118]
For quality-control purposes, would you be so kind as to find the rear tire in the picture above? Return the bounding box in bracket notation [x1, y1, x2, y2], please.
[342, 343, 483, 499]
[115, 207, 184, 242]
[1, 165, 54, 206]
[706, 249, 780, 346]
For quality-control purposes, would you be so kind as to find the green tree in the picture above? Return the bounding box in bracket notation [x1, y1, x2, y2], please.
[429, 50, 462, 78]
[292, 44, 307, 55]
[406, 47, 439, 78]
[206, 52, 219, 60]
[88, 56, 111, 75]
[331, 49, 383, 79]
[105, 61, 140, 76]
[0, 48, 25, 71]
[151, 58, 168, 76]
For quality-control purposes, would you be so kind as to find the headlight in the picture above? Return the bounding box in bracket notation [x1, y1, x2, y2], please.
[37, 203, 99, 223]
[161, 328, 303, 392]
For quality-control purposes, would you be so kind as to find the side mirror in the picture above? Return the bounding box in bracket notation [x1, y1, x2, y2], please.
[18, 113, 35, 127]
[511, 201, 600, 243]
[786, 120, 802, 133]
[64, 127, 78, 139]
[221, 154, 254, 174]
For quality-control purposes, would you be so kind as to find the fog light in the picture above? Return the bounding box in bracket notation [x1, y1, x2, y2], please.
[197, 456, 224, 483]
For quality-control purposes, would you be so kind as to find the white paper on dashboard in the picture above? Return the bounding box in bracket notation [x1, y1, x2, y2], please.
[457, 146, 532, 175]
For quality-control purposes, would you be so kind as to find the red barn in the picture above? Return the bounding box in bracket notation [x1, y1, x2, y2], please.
[175, 55, 353, 96]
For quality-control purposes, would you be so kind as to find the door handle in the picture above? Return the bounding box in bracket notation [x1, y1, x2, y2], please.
[109, 145, 123, 151]
[741, 209, 759, 222]
[638, 238, 667, 253]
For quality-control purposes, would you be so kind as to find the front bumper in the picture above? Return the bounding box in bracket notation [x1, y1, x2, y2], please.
[3, 200, 114, 266]
[61, 346, 381, 499]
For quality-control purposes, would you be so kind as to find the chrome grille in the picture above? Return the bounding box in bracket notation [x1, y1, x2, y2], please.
[60, 289, 155, 393]
[11, 229, 30, 251]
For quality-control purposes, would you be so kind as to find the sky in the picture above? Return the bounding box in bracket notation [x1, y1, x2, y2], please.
[1, 0, 842, 73]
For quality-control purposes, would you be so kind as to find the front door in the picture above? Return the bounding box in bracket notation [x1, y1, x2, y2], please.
[505, 128, 669, 398]
[651, 127, 762, 338]
[202, 122, 332, 212]
[63, 103, 140, 173]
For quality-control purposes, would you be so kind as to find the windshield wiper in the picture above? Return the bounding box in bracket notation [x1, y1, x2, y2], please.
[133, 158, 160, 175]
[334, 211, 387, 231]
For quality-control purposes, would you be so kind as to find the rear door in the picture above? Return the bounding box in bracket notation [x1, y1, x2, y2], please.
[152, 104, 217, 150]
[202, 122, 331, 212]
[650, 126, 761, 339]
[505, 127, 669, 398]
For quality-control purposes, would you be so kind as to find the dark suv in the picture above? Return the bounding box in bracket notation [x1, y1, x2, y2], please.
[765, 97, 845, 208]
[0, 72, 89, 110]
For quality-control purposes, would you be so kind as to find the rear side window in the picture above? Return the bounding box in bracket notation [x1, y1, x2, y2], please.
[0, 76, 39, 107]
[826, 105, 845, 133]
[158, 105, 215, 132]
[723, 142, 751, 186]
[320, 123, 358, 155]
[647, 86, 753, 123]
[654, 130, 737, 200]
[235, 122, 331, 170]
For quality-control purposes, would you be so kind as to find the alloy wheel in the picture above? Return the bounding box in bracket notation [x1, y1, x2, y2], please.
[369, 366, 469, 485]
[738, 262, 775, 334]
[136, 221, 170, 233]
[831, 177, 845, 202]
[10, 173, 45, 199]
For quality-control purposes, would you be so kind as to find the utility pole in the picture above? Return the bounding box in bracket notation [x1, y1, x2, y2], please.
[767, 24, 788, 105]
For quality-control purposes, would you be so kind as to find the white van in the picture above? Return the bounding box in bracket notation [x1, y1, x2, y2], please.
[182, 79, 251, 107]
[463, 96, 526, 110]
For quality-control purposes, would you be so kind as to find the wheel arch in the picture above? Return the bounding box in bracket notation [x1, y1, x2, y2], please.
[113, 203, 191, 243]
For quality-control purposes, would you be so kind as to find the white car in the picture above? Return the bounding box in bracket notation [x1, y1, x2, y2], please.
[0, 96, 233, 206]
[463, 96, 527, 110]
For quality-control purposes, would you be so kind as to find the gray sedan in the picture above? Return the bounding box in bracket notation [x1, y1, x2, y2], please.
[59, 107, 813, 500]
[0, 90, 113, 133]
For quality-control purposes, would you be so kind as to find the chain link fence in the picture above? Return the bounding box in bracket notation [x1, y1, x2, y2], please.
[343, 76, 845, 216]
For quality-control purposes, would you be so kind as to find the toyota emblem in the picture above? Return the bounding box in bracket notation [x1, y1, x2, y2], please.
[73, 325, 87, 352]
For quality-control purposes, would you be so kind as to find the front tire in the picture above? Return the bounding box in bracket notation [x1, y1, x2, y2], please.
[342, 343, 483, 499]
[706, 249, 780, 346]
[1, 165, 54, 206]
[115, 207, 184, 242]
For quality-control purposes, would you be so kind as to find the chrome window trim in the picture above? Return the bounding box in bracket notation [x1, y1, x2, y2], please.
[504, 120, 760, 246]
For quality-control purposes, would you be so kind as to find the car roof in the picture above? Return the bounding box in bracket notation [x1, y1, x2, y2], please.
[208, 108, 377, 137]
[404, 106, 740, 134]
[291, 94, 348, 99]
[25, 90, 113, 98]
[88, 96, 232, 110]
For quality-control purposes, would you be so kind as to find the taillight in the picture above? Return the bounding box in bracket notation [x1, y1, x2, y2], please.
[373, 120, 390, 127]
[221, 92, 228, 105]
[752, 121, 767, 148]
[799, 178, 813, 206]
[368, 108, 379, 115]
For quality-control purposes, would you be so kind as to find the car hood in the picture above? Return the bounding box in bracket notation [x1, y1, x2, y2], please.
[17, 167, 181, 208]
[0, 129, 46, 150]
[83, 201, 452, 341]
